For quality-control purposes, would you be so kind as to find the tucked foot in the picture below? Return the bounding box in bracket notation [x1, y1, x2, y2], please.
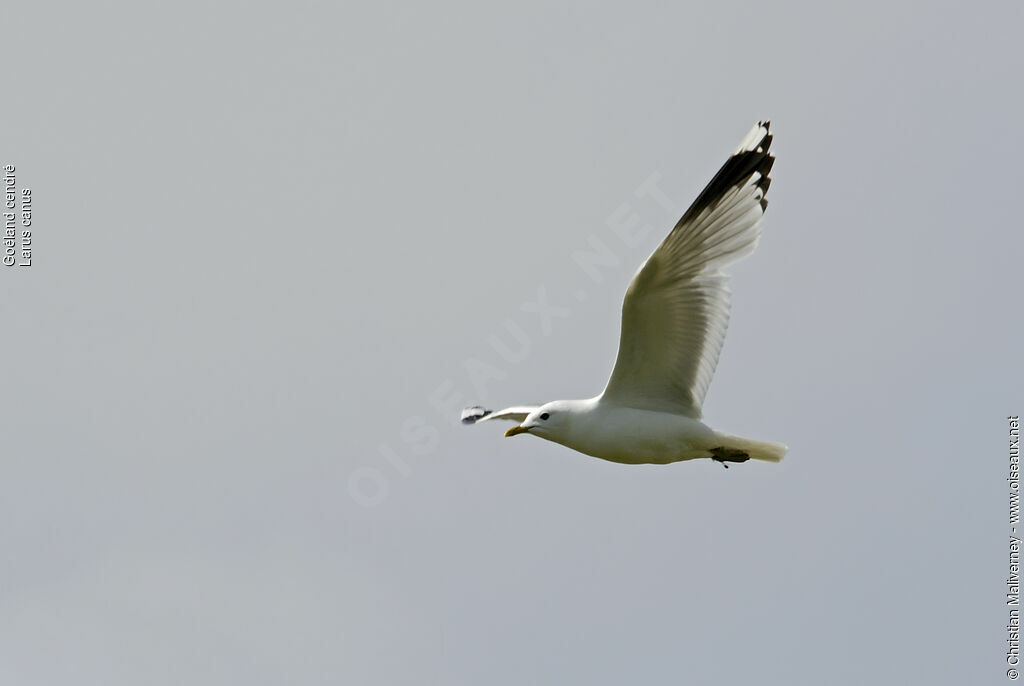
[710, 447, 750, 469]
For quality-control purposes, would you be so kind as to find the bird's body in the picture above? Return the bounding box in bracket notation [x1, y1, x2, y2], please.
[470, 397, 785, 465]
[461, 121, 787, 467]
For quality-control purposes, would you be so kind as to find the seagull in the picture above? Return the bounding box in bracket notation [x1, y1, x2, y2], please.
[461, 122, 786, 467]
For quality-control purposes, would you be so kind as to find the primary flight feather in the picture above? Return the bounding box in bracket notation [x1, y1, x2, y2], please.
[461, 121, 786, 467]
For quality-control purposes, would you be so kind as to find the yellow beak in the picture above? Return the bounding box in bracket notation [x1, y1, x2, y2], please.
[505, 425, 530, 437]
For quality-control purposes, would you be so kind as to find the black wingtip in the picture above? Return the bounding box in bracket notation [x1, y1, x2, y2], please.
[460, 406, 492, 424]
[675, 122, 775, 226]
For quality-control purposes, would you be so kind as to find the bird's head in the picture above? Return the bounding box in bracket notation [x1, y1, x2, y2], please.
[504, 401, 575, 440]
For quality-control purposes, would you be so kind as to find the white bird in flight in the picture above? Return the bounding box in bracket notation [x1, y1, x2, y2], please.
[461, 121, 786, 467]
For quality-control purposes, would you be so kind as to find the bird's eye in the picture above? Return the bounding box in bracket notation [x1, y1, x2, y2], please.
[540, 413, 550, 420]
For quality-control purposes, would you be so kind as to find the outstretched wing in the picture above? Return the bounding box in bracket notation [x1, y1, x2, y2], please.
[600, 121, 775, 418]
[460, 405, 539, 425]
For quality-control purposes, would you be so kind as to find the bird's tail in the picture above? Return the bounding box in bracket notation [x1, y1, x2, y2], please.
[713, 433, 787, 463]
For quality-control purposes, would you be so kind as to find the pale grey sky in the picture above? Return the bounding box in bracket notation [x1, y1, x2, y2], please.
[2, 1, 1021, 684]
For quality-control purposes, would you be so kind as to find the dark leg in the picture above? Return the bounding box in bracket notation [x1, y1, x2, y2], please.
[710, 447, 750, 469]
